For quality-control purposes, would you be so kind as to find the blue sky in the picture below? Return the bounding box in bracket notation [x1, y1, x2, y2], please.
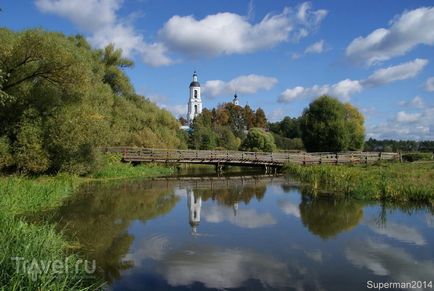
[2, 0, 434, 140]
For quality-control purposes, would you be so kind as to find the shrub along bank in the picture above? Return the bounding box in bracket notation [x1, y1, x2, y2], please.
[284, 162, 434, 203]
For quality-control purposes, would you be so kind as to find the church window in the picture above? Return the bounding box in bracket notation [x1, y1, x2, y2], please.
[194, 105, 198, 114]
[194, 90, 198, 98]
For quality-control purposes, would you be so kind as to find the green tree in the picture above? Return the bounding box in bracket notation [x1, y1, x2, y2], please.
[279, 116, 301, 138]
[344, 103, 365, 150]
[300, 96, 365, 152]
[254, 108, 267, 128]
[226, 103, 247, 137]
[190, 126, 218, 150]
[240, 128, 276, 152]
[243, 105, 255, 129]
[0, 28, 186, 174]
[100, 44, 134, 96]
[14, 109, 50, 173]
[216, 126, 241, 150]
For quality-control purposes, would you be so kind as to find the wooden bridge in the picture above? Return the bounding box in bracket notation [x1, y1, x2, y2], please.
[101, 147, 400, 171]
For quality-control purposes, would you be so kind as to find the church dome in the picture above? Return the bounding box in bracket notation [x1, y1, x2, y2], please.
[190, 71, 200, 87]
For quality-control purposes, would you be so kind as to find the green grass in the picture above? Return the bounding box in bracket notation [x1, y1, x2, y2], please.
[0, 155, 174, 290]
[91, 154, 174, 179]
[284, 162, 434, 202]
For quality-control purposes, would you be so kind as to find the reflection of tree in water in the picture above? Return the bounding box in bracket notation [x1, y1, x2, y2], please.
[281, 184, 299, 193]
[195, 184, 266, 206]
[52, 180, 179, 283]
[299, 195, 363, 239]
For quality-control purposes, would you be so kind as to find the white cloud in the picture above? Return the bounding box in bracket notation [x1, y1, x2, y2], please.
[399, 96, 424, 108]
[279, 59, 427, 103]
[159, 3, 327, 57]
[35, 0, 173, 66]
[35, 0, 120, 32]
[346, 7, 434, 65]
[203, 74, 278, 98]
[396, 111, 422, 123]
[363, 59, 428, 86]
[426, 76, 434, 92]
[367, 106, 434, 140]
[304, 40, 325, 54]
[278, 79, 362, 103]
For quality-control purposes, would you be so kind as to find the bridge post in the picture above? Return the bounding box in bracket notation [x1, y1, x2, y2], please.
[215, 163, 224, 174]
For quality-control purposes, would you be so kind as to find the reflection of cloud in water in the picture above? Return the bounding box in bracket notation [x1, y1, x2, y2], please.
[174, 188, 187, 198]
[279, 200, 300, 218]
[345, 239, 434, 283]
[124, 234, 170, 263]
[157, 247, 292, 289]
[426, 214, 434, 228]
[203, 205, 276, 228]
[304, 249, 323, 263]
[367, 221, 426, 245]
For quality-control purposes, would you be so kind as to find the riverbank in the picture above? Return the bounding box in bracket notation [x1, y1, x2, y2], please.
[283, 162, 434, 202]
[0, 156, 175, 290]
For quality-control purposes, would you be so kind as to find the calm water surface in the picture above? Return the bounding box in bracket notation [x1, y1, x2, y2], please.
[53, 172, 434, 290]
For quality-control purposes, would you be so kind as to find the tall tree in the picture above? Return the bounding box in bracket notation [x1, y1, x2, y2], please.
[100, 43, 134, 96]
[300, 96, 365, 152]
[243, 105, 255, 129]
[254, 108, 267, 128]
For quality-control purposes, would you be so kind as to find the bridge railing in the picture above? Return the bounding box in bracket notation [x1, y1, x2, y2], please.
[100, 147, 400, 165]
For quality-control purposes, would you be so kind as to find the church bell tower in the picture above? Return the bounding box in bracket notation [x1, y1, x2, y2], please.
[187, 71, 202, 124]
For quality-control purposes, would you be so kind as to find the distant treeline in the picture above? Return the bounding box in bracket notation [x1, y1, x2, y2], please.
[364, 138, 434, 152]
[0, 28, 186, 175]
[188, 96, 365, 153]
[187, 103, 268, 150]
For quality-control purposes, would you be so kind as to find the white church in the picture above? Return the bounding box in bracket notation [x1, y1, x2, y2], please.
[182, 71, 240, 128]
[187, 71, 203, 124]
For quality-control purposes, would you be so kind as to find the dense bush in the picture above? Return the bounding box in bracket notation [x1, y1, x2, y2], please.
[240, 128, 276, 152]
[272, 134, 304, 150]
[402, 152, 434, 162]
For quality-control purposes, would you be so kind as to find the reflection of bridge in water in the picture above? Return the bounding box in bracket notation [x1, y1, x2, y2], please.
[151, 175, 291, 190]
[101, 147, 400, 173]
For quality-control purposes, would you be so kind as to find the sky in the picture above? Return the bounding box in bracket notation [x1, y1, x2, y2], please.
[1, 0, 434, 140]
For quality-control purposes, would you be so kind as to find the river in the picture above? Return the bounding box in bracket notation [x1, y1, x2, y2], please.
[52, 170, 434, 290]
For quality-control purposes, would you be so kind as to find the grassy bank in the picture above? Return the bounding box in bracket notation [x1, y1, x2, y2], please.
[284, 162, 434, 202]
[0, 156, 174, 290]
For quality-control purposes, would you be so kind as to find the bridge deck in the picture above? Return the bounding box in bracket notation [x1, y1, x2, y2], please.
[101, 147, 399, 167]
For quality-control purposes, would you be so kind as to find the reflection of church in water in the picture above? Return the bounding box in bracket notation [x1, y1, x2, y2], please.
[187, 189, 238, 235]
[187, 189, 202, 234]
